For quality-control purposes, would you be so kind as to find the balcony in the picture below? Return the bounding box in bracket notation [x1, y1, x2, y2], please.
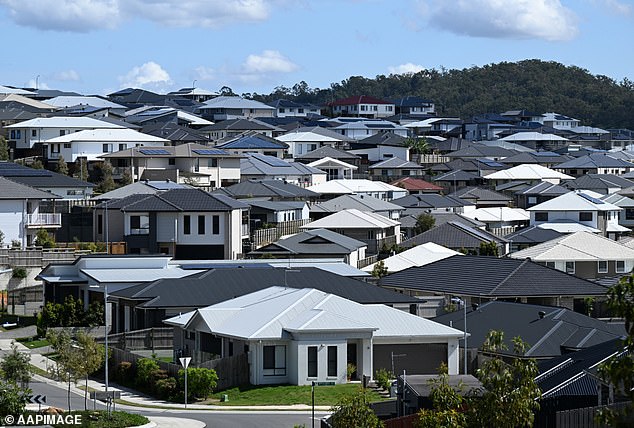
[26, 213, 62, 228]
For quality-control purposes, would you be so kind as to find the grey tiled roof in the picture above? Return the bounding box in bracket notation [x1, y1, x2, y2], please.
[296, 145, 360, 160]
[214, 179, 318, 199]
[250, 228, 367, 255]
[0, 161, 94, 188]
[0, 176, 60, 199]
[449, 186, 511, 202]
[401, 221, 506, 249]
[505, 226, 563, 244]
[380, 255, 607, 297]
[99, 188, 248, 212]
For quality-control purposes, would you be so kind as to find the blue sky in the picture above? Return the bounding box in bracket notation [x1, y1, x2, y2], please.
[0, 0, 632, 96]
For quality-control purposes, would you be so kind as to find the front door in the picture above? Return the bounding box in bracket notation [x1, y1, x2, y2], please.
[347, 343, 358, 380]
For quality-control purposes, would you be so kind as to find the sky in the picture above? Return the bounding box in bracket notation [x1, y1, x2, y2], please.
[0, 0, 632, 97]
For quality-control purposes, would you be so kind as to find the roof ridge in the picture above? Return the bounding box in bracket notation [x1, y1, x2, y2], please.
[489, 258, 529, 295]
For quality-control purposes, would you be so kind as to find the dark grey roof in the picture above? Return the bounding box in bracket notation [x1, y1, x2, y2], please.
[564, 174, 634, 191]
[205, 118, 276, 131]
[401, 221, 506, 249]
[433, 301, 624, 358]
[246, 200, 306, 212]
[392, 194, 469, 209]
[250, 228, 367, 255]
[391, 96, 434, 107]
[380, 255, 608, 298]
[0, 162, 94, 188]
[216, 133, 287, 150]
[446, 145, 517, 159]
[448, 186, 511, 203]
[313, 194, 403, 213]
[514, 181, 570, 196]
[369, 157, 425, 169]
[349, 132, 407, 147]
[213, 179, 318, 199]
[502, 151, 569, 165]
[404, 375, 482, 398]
[505, 226, 564, 245]
[99, 188, 248, 212]
[110, 266, 418, 308]
[296, 145, 360, 160]
[555, 153, 634, 169]
[0, 176, 60, 199]
[432, 170, 481, 182]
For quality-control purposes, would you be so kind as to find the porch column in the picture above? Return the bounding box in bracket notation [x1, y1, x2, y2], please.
[362, 338, 373, 380]
[447, 339, 459, 375]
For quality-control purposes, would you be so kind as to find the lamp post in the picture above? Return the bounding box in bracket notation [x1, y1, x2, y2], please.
[90, 284, 109, 393]
[451, 297, 468, 374]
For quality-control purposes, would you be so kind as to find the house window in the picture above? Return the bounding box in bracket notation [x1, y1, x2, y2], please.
[97, 214, 103, 234]
[616, 260, 626, 273]
[565, 261, 575, 274]
[184, 215, 191, 235]
[198, 215, 205, 235]
[119, 144, 126, 151]
[298, 108, 304, 114]
[528, 196, 537, 205]
[307, 346, 318, 377]
[64, 143, 71, 149]
[208, 158, 218, 167]
[279, 108, 285, 113]
[327, 346, 337, 377]
[212, 215, 220, 235]
[263, 345, 286, 376]
[168, 158, 176, 166]
[579, 212, 593, 222]
[130, 215, 141, 229]
[545, 262, 556, 269]
[368, 230, 376, 239]
[361, 105, 367, 111]
[31, 129, 36, 137]
[59, 130, 66, 136]
[129, 215, 149, 234]
[598, 260, 608, 273]
[102, 144, 111, 153]
[535, 212, 548, 222]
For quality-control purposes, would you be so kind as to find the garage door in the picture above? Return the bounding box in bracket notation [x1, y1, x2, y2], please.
[175, 244, 224, 260]
[373, 343, 447, 375]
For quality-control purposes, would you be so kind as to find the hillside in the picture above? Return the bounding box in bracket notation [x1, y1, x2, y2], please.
[248, 59, 634, 129]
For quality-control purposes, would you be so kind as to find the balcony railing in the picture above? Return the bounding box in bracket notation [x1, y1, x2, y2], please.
[26, 213, 62, 227]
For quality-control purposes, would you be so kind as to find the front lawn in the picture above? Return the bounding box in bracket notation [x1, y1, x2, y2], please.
[17, 338, 50, 349]
[207, 383, 386, 406]
[51, 410, 148, 428]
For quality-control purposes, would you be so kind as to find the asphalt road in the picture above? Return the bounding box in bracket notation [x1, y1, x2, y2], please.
[27, 379, 329, 428]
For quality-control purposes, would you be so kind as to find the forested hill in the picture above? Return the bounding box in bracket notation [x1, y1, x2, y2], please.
[246, 60, 634, 129]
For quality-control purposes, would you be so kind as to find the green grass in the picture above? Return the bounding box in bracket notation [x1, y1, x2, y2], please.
[17, 338, 50, 349]
[51, 410, 148, 428]
[30, 364, 52, 378]
[207, 383, 386, 406]
[155, 356, 173, 363]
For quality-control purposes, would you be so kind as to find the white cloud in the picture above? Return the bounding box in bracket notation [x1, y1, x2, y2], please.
[119, 61, 172, 89]
[0, 0, 120, 32]
[0, 0, 270, 32]
[53, 70, 81, 81]
[419, 0, 578, 42]
[194, 66, 216, 81]
[26, 79, 50, 90]
[388, 63, 425, 74]
[597, 0, 632, 15]
[242, 50, 299, 74]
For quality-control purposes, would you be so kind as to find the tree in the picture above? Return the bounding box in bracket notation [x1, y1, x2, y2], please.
[0, 229, 4, 246]
[478, 241, 499, 257]
[468, 331, 541, 428]
[0, 342, 31, 388]
[34, 228, 56, 248]
[371, 260, 389, 278]
[0, 379, 31, 418]
[597, 274, 634, 426]
[0, 136, 9, 161]
[96, 161, 116, 193]
[74, 157, 89, 182]
[30, 159, 44, 169]
[406, 137, 429, 155]
[329, 388, 383, 428]
[74, 332, 104, 410]
[416, 364, 467, 428]
[46, 329, 77, 411]
[219, 86, 235, 96]
[178, 367, 218, 400]
[120, 169, 133, 186]
[56, 155, 69, 175]
[413, 213, 436, 235]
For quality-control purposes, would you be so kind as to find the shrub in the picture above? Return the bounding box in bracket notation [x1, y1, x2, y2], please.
[135, 358, 161, 388]
[114, 361, 134, 386]
[11, 239, 20, 248]
[155, 377, 177, 400]
[178, 367, 218, 400]
[12, 267, 27, 279]
[374, 368, 393, 391]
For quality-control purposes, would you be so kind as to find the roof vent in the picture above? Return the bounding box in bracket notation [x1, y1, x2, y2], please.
[538, 311, 546, 319]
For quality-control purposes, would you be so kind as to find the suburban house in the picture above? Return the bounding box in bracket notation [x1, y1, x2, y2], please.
[392, 193, 473, 214]
[461, 207, 530, 234]
[330, 118, 408, 140]
[276, 126, 353, 157]
[295, 145, 361, 168]
[310, 194, 403, 221]
[306, 157, 357, 181]
[93, 188, 249, 259]
[484, 164, 574, 185]
[444, 144, 517, 161]
[43, 128, 169, 164]
[196, 96, 275, 121]
[239, 153, 326, 187]
[448, 186, 512, 208]
[246, 200, 309, 226]
[166, 87, 218, 103]
[368, 157, 426, 180]
[105, 265, 417, 333]
[390, 177, 444, 195]
[602, 193, 634, 229]
[213, 179, 319, 201]
[527, 190, 628, 238]
[498, 131, 569, 151]
[513, 182, 570, 209]
[124, 106, 215, 130]
[509, 231, 634, 279]
[401, 221, 509, 255]
[563, 174, 633, 195]
[205, 119, 281, 141]
[328, 95, 395, 119]
[0, 176, 62, 247]
[504, 226, 564, 252]
[100, 143, 242, 188]
[391, 96, 435, 117]
[248, 228, 368, 267]
[348, 132, 411, 162]
[215, 133, 288, 158]
[267, 99, 321, 118]
[92, 180, 190, 201]
[307, 179, 407, 201]
[379, 255, 608, 312]
[433, 170, 483, 193]
[362, 242, 460, 274]
[554, 153, 634, 177]
[164, 286, 464, 385]
[5, 116, 125, 155]
[45, 95, 128, 116]
[300, 208, 401, 254]
[501, 151, 571, 168]
[431, 157, 507, 178]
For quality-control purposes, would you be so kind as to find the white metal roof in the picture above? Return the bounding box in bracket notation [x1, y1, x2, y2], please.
[536, 223, 601, 233]
[0, 94, 56, 109]
[362, 242, 460, 273]
[164, 286, 464, 341]
[0, 85, 35, 95]
[307, 179, 404, 194]
[44, 128, 170, 144]
[527, 191, 622, 212]
[80, 268, 202, 283]
[276, 130, 345, 143]
[45, 96, 126, 109]
[6, 116, 125, 129]
[306, 157, 358, 170]
[301, 208, 400, 229]
[499, 132, 569, 142]
[510, 231, 634, 261]
[462, 207, 530, 222]
[199, 96, 274, 110]
[484, 164, 573, 181]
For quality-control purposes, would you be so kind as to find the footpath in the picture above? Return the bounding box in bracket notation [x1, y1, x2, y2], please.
[0, 337, 331, 427]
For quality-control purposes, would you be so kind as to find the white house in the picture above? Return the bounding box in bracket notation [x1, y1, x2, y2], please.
[0, 177, 62, 247]
[307, 179, 408, 201]
[527, 190, 628, 239]
[276, 127, 352, 157]
[484, 164, 574, 185]
[5, 116, 125, 150]
[330, 119, 408, 140]
[306, 157, 357, 181]
[44, 128, 169, 163]
[196, 96, 275, 121]
[328, 96, 396, 119]
[165, 286, 463, 385]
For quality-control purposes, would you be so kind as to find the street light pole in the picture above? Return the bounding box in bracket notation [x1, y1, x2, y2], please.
[452, 297, 468, 374]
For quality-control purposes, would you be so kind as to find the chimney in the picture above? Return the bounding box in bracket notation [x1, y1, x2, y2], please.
[538, 311, 546, 319]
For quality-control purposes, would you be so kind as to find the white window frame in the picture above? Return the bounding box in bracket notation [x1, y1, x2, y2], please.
[616, 260, 626, 273]
[598, 260, 608, 274]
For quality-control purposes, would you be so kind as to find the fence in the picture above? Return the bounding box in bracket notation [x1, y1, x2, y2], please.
[251, 218, 311, 249]
[556, 402, 632, 428]
[110, 347, 181, 379]
[357, 254, 378, 269]
[102, 327, 174, 351]
[0, 247, 94, 267]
